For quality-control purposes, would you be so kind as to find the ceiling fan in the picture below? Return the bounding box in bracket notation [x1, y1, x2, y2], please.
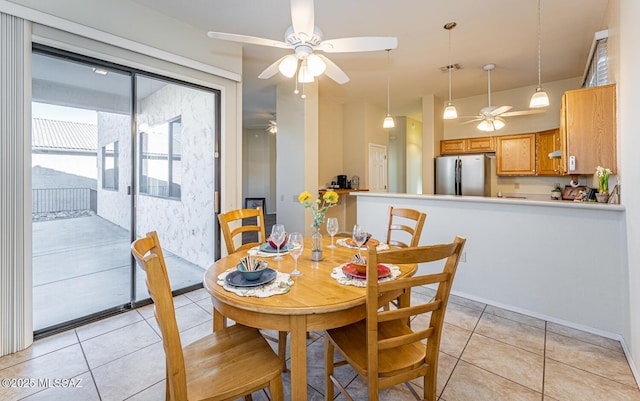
[461, 63, 546, 132]
[266, 119, 277, 134]
[207, 0, 398, 85]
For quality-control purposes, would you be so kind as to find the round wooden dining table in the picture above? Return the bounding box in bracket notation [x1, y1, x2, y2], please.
[203, 237, 416, 401]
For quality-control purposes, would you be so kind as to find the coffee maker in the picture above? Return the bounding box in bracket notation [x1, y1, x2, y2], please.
[337, 175, 348, 189]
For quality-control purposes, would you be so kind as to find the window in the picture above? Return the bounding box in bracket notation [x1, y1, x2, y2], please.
[583, 30, 608, 88]
[139, 117, 182, 199]
[102, 141, 119, 190]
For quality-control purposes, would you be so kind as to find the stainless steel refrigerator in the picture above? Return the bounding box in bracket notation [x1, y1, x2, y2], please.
[435, 154, 491, 196]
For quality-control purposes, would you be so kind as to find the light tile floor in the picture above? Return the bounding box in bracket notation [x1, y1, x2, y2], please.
[1, 286, 639, 401]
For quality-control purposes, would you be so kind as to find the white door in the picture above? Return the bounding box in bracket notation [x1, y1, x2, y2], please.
[368, 144, 388, 192]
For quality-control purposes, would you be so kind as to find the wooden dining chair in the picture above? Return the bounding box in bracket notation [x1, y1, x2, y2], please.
[131, 231, 283, 401]
[217, 207, 288, 370]
[218, 206, 266, 254]
[324, 236, 466, 401]
[386, 206, 427, 248]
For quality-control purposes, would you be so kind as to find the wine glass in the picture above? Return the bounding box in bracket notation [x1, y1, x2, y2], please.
[270, 224, 286, 261]
[352, 224, 368, 259]
[288, 232, 304, 276]
[326, 217, 339, 248]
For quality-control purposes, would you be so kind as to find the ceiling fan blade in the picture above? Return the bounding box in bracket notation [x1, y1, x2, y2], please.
[258, 56, 290, 79]
[207, 31, 290, 49]
[491, 105, 512, 116]
[461, 117, 483, 125]
[501, 109, 547, 117]
[291, 0, 315, 42]
[317, 54, 349, 84]
[320, 36, 398, 53]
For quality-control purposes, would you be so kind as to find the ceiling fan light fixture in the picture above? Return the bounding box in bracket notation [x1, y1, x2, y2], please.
[530, 87, 550, 108]
[493, 117, 506, 130]
[443, 102, 458, 119]
[278, 55, 298, 78]
[307, 53, 326, 76]
[298, 62, 314, 83]
[477, 120, 494, 132]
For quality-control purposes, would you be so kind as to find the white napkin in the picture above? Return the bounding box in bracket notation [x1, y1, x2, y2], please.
[336, 238, 389, 252]
[248, 245, 290, 257]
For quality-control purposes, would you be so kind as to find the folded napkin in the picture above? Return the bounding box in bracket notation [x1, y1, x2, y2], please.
[330, 263, 401, 287]
[248, 244, 291, 257]
[336, 238, 389, 251]
[217, 268, 294, 297]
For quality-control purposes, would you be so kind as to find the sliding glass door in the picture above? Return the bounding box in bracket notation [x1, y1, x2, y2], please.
[133, 74, 217, 302]
[32, 48, 220, 333]
[31, 51, 133, 331]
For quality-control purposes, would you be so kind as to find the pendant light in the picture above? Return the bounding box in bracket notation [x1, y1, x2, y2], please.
[383, 49, 395, 128]
[443, 22, 458, 119]
[530, 0, 549, 108]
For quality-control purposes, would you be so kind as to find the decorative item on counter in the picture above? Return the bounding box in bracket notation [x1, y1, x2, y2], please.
[596, 166, 612, 203]
[351, 175, 360, 190]
[298, 189, 340, 261]
[551, 185, 562, 200]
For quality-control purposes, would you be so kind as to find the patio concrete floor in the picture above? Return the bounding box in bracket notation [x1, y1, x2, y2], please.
[32, 215, 206, 331]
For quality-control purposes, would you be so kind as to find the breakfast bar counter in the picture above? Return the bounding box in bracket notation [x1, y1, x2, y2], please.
[352, 191, 627, 339]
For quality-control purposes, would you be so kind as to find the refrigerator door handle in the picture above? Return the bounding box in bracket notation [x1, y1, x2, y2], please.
[455, 158, 461, 195]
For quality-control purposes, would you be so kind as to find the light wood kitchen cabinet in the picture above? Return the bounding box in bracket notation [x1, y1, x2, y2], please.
[439, 139, 466, 154]
[496, 133, 536, 176]
[440, 136, 494, 154]
[560, 84, 617, 175]
[536, 129, 562, 175]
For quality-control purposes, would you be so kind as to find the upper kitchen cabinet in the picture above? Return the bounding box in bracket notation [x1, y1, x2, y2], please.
[536, 129, 562, 175]
[560, 84, 617, 175]
[440, 136, 494, 155]
[496, 133, 536, 176]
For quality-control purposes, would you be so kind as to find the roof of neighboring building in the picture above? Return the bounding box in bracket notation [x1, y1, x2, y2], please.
[32, 118, 97, 152]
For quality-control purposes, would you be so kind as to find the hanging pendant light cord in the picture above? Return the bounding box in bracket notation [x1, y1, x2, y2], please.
[447, 28, 453, 103]
[386, 49, 391, 115]
[487, 67, 492, 107]
[536, 0, 542, 89]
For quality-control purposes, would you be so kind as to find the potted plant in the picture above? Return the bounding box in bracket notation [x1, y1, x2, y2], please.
[595, 166, 612, 202]
[551, 184, 562, 200]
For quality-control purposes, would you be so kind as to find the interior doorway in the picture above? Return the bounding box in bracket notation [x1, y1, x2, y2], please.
[368, 143, 388, 192]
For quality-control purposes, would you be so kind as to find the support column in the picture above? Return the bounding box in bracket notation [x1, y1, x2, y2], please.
[275, 80, 319, 236]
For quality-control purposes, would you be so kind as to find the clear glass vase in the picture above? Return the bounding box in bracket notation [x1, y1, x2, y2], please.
[311, 228, 323, 261]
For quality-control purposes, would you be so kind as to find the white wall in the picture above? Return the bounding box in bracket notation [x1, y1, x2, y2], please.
[356, 193, 627, 336]
[406, 116, 423, 194]
[619, 0, 640, 377]
[319, 97, 344, 188]
[276, 81, 317, 235]
[242, 128, 275, 214]
[388, 117, 406, 193]
[6, 0, 241, 75]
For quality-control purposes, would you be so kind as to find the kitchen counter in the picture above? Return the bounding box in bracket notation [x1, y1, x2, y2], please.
[319, 188, 369, 194]
[352, 191, 627, 339]
[352, 191, 624, 212]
